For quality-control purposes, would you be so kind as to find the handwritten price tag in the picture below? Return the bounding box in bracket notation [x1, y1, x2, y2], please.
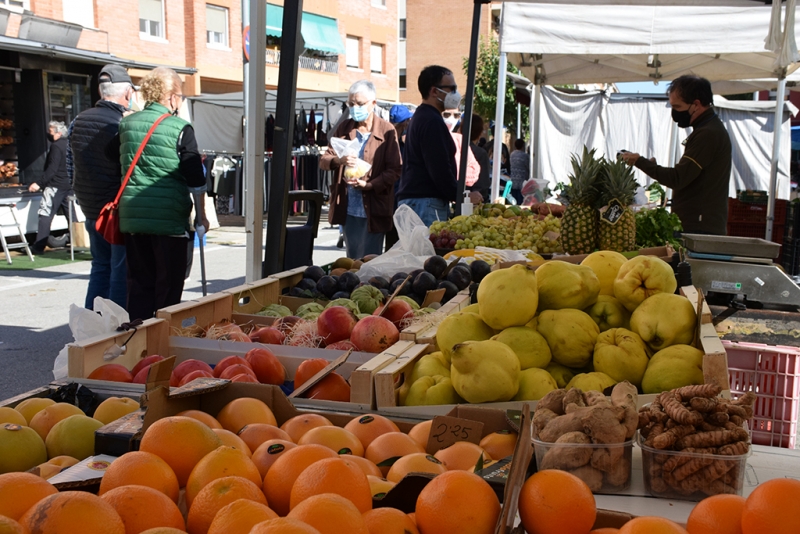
[600, 198, 625, 226]
[425, 415, 484, 455]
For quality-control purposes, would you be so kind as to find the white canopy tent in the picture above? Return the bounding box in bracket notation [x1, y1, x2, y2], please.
[494, 0, 800, 240]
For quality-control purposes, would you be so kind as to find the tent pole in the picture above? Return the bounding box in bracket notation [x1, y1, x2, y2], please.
[516, 103, 521, 139]
[528, 83, 534, 180]
[243, 0, 266, 282]
[532, 83, 541, 185]
[456, 0, 488, 214]
[490, 52, 507, 202]
[263, 0, 303, 276]
[766, 76, 787, 242]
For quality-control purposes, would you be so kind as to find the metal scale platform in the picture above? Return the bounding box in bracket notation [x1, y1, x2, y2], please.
[683, 234, 800, 308]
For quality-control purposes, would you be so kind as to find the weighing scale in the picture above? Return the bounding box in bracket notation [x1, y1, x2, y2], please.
[683, 234, 800, 309]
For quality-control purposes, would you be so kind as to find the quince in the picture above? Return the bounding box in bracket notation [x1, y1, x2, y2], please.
[584, 295, 630, 332]
[409, 352, 451, 384]
[404, 375, 461, 406]
[630, 293, 696, 352]
[545, 362, 575, 389]
[593, 328, 650, 388]
[513, 368, 558, 401]
[436, 312, 494, 363]
[536, 261, 600, 312]
[451, 340, 520, 403]
[613, 255, 678, 312]
[477, 264, 539, 330]
[492, 326, 552, 369]
[581, 250, 628, 296]
[537, 309, 600, 369]
[642, 345, 704, 394]
[566, 372, 617, 392]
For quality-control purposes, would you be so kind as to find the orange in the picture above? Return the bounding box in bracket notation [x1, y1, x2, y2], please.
[415, 470, 500, 534]
[290, 457, 372, 513]
[238, 424, 292, 452]
[252, 440, 297, 479]
[407, 513, 416, 526]
[387, 453, 446, 483]
[0, 472, 58, 521]
[13, 397, 55, 424]
[0, 515, 26, 534]
[686, 494, 745, 534]
[741, 478, 800, 534]
[211, 428, 252, 457]
[177, 410, 223, 429]
[280, 414, 333, 443]
[216, 398, 277, 434]
[518, 470, 596, 534]
[367, 476, 396, 498]
[250, 518, 322, 533]
[344, 415, 400, 450]
[407, 421, 432, 449]
[433, 442, 490, 472]
[479, 431, 517, 460]
[618, 517, 688, 534]
[20, 491, 125, 534]
[139, 529, 187, 534]
[298, 426, 365, 456]
[365, 433, 424, 476]
[28, 403, 83, 441]
[346, 455, 383, 478]
[139, 416, 223, 487]
[100, 484, 185, 533]
[362, 507, 420, 534]
[591, 529, 620, 533]
[186, 476, 267, 534]
[287, 493, 369, 534]
[185, 445, 262, 507]
[99, 451, 180, 503]
[207, 498, 278, 534]
[264, 444, 338, 516]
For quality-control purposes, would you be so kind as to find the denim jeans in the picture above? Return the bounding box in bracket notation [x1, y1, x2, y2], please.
[85, 218, 127, 310]
[343, 214, 385, 260]
[398, 197, 449, 227]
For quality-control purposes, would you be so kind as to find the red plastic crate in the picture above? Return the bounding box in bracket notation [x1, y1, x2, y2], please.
[728, 198, 787, 225]
[725, 341, 800, 449]
[726, 222, 784, 258]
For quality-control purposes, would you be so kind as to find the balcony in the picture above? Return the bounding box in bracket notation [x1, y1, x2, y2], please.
[265, 48, 338, 75]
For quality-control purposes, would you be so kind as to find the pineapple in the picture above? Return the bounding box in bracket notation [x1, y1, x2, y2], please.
[597, 159, 639, 252]
[561, 147, 602, 255]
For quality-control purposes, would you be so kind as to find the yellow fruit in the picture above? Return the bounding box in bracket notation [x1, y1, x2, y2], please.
[593, 328, 650, 388]
[367, 475, 396, 498]
[450, 340, 520, 403]
[461, 303, 480, 314]
[408, 352, 450, 383]
[545, 362, 575, 389]
[45, 415, 103, 461]
[435, 312, 494, 363]
[613, 255, 678, 312]
[0, 408, 26, 427]
[581, 251, 628, 296]
[93, 397, 139, 425]
[566, 372, 617, 392]
[536, 260, 600, 312]
[28, 403, 84, 441]
[642, 345, 704, 394]
[514, 368, 558, 401]
[403, 376, 461, 406]
[492, 326, 551, 369]
[13, 398, 55, 424]
[36, 462, 65, 480]
[477, 264, 539, 330]
[584, 295, 630, 332]
[537, 309, 600, 369]
[630, 293, 696, 352]
[0, 424, 47, 473]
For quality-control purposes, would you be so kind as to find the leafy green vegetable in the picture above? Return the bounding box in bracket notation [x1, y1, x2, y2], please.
[635, 207, 683, 249]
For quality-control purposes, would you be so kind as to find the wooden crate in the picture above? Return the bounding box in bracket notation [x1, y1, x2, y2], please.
[224, 277, 284, 316]
[66, 318, 170, 379]
[156, 293, 234, 332]
[349, 340, 418, 406]
[399, 291, 472, 344]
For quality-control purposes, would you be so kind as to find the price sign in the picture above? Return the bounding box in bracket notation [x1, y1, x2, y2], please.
[600, 198, 625, 226]
[426, 415, 484, 455]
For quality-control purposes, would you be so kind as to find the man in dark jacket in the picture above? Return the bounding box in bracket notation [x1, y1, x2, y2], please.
[621, 75, 732, 235]
[68, 64, 136, 309]
[29, 121, 71, 255]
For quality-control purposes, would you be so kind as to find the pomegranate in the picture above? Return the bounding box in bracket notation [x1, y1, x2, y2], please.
[351, 316, 399, 354]
[249, 326, 286, 345]
[131, 354, 165, 377]
[245, 347, 286, 385]
[317, 306, 358, 345]
[132, 366, 150, 384]
[325, 340, 358, 351]
[170, 359, 214, 387]
[373, 300, 414, 329]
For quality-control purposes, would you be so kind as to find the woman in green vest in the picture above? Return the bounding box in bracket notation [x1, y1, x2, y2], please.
[118, 67, 209, 321]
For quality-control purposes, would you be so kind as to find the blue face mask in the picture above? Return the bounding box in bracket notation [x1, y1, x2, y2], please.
[351, 104, 371, 122]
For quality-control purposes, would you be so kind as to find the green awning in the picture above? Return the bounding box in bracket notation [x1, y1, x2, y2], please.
[265, 4, 345, 55]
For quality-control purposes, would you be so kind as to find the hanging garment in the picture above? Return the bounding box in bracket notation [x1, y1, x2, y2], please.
[266, 115, 275, 151]
[316, 120, 326, 146]
[307, 109, 317, 146]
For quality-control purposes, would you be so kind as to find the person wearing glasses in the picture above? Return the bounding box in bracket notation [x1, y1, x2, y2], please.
[117, 67, 209, 320]
[396, 65, 461, 226]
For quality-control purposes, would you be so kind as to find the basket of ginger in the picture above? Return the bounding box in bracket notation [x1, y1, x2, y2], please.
[639, 383, 756, 501]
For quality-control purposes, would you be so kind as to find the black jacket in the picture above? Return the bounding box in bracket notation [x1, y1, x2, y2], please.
[36, 137, 69, 190]
[469, 142, 491, 197]
[69, 100, 126, 220]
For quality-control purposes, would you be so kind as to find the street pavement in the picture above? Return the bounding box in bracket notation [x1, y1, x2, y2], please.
[0, 221, 347, 399]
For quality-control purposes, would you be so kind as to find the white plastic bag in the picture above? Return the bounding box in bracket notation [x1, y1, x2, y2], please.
[52, 298, 131, 380]
[357, 205, 436, 281]
[329, 137, 372, 180]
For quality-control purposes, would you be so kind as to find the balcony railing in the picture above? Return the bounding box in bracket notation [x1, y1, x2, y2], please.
[265, 48, 338, 74]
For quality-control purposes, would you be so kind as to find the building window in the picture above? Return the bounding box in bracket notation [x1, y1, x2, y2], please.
[399, 68, 406, 90]
[399, 19, 406, 40]
[370, 44, 383, 74]
[62, 0, 94, 27]
[371, 0, 386, 6]
[206, 4, 228, 47]
[0, 0, 24, 8]
[139, 0, 164, 39]
[346, 36, 360, 69]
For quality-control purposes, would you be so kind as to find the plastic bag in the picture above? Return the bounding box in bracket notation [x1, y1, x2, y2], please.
[329, 137, 372, 180]
[52, 298, 131, 380]
[357, 205, 436, 281]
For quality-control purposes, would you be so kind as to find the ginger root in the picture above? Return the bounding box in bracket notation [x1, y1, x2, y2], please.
[537, 389, 566, 416]
[533, 408, 558, 440]
[539, 432, 592, 470]
[675, 384, 722, 400]
[611, 381, 638, 440]
[569, 465, 603, 492]
[660, 391, 703, 426]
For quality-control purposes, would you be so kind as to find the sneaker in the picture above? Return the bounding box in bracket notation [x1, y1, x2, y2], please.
[337, 236, 344, 249]
[30, 245, 46, 255]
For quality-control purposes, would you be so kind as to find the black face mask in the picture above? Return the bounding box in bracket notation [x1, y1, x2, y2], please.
[46, 133, 55, 142]
[671, 107, 692, 128]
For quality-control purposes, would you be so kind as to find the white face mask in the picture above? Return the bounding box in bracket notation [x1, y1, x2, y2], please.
[436, 88, 462, 111]
[443, 116, 459, 130]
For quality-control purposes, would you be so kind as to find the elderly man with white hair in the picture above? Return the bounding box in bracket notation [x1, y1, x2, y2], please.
[320, 79, 402, 259]
[28, 120, 72, 254]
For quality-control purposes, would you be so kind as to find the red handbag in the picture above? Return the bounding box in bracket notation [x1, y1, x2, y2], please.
[96, 114, 170, 245]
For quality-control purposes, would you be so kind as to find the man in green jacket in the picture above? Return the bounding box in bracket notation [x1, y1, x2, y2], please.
[621, 75, 732, 235]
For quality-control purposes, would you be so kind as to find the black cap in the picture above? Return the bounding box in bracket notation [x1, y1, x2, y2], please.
[98, 64, 137, 89]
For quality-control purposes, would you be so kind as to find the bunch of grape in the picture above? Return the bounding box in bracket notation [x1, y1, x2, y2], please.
[429, 228, 465, 249]
[430, 214, 563, 254]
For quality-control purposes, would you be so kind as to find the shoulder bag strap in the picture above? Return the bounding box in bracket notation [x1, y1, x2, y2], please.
[112, 113, 171, 205]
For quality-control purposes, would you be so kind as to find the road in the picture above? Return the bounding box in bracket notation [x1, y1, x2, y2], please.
[0, 221, 347, 399]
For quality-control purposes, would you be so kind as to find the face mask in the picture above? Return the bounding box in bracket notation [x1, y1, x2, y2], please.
[46, 133, 55, 142]
[672, 107, 692, 128]
[443, 116, 458, 130]
[437, 88, 462, 110]
[350, 104, 371, 122]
